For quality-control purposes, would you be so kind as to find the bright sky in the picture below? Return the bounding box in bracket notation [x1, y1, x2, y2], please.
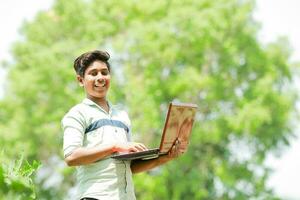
[0, 0, 53, 97]
[254, 0, 300, 199]
[0, 0, 299, 199]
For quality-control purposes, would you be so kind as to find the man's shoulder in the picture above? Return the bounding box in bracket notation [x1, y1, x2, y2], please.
[63, 101, 88, 119]
[111, 103, 129, 115]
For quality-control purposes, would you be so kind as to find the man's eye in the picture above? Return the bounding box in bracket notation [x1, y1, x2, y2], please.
[101, 70, 109, 75]
[91, 72, 98, 76]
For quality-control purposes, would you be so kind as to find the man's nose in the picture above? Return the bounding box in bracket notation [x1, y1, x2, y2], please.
[96, 73, 105, 82]
[96, 73, 104, 79]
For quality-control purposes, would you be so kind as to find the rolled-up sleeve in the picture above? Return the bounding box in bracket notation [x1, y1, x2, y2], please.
[62, 109, 86, 158]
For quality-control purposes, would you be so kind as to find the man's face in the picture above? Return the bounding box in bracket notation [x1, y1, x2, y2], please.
[77, 61, 111, 102]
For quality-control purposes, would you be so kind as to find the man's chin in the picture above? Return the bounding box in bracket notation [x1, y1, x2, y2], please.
[88, 93, 106, 99]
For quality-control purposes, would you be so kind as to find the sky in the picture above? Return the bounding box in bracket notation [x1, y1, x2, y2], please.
[0, 0, 300, 199]
[0, 0, 53, 97]
[254, 1, 300, 199]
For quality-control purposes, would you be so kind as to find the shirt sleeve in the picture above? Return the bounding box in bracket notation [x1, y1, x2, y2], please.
[61, 108, 86, 158]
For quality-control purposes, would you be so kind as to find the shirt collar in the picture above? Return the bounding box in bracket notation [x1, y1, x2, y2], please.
[82, 98, 112, 114]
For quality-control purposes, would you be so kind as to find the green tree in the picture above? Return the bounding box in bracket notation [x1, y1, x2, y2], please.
[0, 0, 298, 199]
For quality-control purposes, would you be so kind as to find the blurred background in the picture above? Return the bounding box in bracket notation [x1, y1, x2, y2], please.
[0, 0, 299, 199]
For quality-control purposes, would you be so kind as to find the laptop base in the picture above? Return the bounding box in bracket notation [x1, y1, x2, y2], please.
[111, 148, 160, 161]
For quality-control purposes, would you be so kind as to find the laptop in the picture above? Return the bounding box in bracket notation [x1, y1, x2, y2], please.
[111, 102, 198, 161]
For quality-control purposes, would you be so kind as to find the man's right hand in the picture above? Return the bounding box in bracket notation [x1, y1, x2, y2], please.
[113, 142, 148, 153]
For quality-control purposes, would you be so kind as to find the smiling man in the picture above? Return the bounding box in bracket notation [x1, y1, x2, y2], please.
[61, 50, 186, 200]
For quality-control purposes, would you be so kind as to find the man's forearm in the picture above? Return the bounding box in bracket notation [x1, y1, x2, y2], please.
[65, 144, 116, 166]
[130, 155, 172, 174]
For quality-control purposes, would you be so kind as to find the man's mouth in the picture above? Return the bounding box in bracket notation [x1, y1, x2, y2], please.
[95, 81, 106, 88]
[95, 83, 106, 87]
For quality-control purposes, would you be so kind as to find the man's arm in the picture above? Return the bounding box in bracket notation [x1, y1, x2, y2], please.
[65, 142, 147, 166]
[130, 143, 186, 174]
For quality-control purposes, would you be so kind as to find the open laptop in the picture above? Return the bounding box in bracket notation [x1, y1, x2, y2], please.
[111, 102, 198, 161]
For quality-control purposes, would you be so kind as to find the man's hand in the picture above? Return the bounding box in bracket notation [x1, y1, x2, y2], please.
[130, 139, 188, 173]
[114, 142, 148, 153]
[167, 139, 188, 159]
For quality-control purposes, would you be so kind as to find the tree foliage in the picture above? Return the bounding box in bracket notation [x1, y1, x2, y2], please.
[0, 0, 298, 199]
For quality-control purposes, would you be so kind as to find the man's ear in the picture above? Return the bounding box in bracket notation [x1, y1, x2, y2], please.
[77, 75, 84, 87]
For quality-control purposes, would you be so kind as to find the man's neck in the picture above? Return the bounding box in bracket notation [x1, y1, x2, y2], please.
[97, 101, 109, 113]
[87, 97, 109, 113]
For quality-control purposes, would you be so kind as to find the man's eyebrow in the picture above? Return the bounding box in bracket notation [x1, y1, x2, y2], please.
[87, 68, 98, 72]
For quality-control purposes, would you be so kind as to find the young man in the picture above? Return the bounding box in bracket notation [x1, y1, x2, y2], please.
[62, 50, 186, 200]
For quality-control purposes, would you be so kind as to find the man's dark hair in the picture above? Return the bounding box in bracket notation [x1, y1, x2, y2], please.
[74, 50, 111, 77]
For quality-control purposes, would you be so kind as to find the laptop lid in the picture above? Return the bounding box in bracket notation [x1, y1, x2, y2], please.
[111, 102, 197, 160]
[159, 102, 198, 153]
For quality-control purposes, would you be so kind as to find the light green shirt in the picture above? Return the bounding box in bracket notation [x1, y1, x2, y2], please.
[62, 98, 136, 200]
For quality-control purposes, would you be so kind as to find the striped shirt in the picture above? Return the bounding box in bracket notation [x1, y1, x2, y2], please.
[62, 98, 136, 200]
